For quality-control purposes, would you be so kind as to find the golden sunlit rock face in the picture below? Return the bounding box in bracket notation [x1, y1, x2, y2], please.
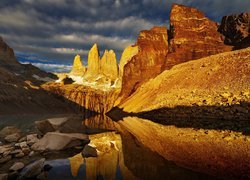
[84, 44, 101, 79]
[100, 50, 119, 81]
[118, 47, 250, 113]
[162, 4, 232, 70]
[118, 45, 138, 78]
[70, 55, 86, 76]
[116, 26, 169, 105]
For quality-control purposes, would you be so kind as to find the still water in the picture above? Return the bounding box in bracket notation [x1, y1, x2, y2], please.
[0, 114, 212, 180]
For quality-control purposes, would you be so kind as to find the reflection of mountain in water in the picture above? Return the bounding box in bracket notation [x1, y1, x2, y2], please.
[46, 115, 211, 180]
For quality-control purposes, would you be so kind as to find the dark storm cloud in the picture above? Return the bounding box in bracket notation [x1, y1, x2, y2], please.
[0, 0, 249, 72]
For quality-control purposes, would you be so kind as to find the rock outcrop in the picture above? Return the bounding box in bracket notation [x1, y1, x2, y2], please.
[84, 44, 100, 80]
[100, 50, 118, 81]
[162, 4, 232, 70]
[119, 45, 138, 78]
[116, 27, 168, 104]
[70, 55, 86, 76]
[218, 13, 250, 49]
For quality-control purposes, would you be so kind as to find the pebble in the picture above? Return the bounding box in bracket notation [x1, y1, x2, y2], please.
[19, 142, 28, 148]
[22, 147, 30, 155]
[15, 152, 25, 158]
[10, 149, 22, 155]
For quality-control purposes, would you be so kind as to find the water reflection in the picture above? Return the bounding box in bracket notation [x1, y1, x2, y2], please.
[45, 115, 211, 180]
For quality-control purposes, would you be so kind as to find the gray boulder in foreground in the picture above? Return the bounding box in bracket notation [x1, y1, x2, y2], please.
[31, 132, 89, 151]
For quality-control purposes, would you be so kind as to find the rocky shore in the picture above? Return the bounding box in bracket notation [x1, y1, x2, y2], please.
[0, 116, 99, 180]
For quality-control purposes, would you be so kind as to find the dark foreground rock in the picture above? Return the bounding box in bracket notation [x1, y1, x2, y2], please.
[81, 145, 98, 158]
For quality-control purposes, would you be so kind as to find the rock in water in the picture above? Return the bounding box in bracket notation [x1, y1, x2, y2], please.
[81, 145, 98, 157]
[218, 13, 250, 49]
[0, 126, 21, 138]
[119, 45, 138, 78]
[31, 132, 89, 151]
[100, 50, 119, 81]
[117, 26, 168, 104]
[19, 158, 45, 179]
[162, 4, 232, 70]
[70, 54, 86, 76]
[84, 44, 100, 80]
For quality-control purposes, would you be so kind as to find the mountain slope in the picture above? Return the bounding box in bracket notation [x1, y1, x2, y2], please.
[118, 48, 250, 114]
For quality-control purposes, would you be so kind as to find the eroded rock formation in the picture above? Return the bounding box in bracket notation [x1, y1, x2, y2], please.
[116, 27, 168, 104]
[162, 4, 232, 70]
[70, 55, 86, 76]
[218, 13, 250, 49]
[100, 50, 118, 81]
[84, 44, 100, 80]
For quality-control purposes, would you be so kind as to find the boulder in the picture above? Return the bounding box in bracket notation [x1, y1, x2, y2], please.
[0, 126, 21, 138]
[9, 162, 25, 171]
[117, 26, 168, 104]
[162, 4, 232, 70]
[70, 55, 86, 76]
[81, 145, 98, 158]
[31, 132, 89, 151]
[4, 133, 21, 143]
[19, 158, 45, 179]
[218, 13, 250, 49]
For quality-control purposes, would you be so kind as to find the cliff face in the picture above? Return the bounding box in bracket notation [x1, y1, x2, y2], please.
[116, 27, 168, 104]
[218, 13, 250, 49]
[42, 83, 120, 114]
[100, 50, 118, 81]
[162, 4, 232, 70]
[70, 55, 86, 76]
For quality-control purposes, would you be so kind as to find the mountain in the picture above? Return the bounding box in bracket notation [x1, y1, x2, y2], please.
[0, 37, 73, 114]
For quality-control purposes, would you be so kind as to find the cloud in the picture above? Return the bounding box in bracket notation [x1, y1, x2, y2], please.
[0, 0, 249, 71]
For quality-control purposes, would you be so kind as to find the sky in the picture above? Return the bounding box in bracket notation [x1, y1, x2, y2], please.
[0, 0, 249, 72]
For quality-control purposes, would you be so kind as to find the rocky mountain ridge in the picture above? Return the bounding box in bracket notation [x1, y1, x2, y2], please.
[0, 37, 74, 114]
